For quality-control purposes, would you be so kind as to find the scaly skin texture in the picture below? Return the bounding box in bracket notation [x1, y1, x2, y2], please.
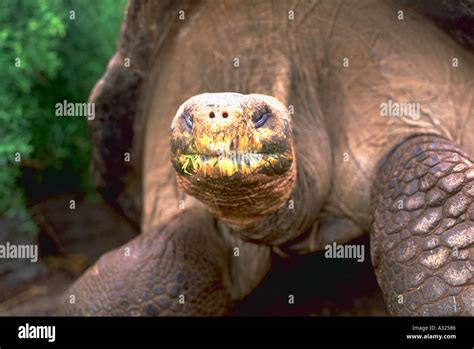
[64, 207, 234, 316]
[372, 135, 474, 315]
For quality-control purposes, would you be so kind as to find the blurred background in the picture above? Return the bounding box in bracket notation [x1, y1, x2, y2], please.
[0, 0, 139, 312]
[0, 0, 127, 232]
[0, 0, 387, 316]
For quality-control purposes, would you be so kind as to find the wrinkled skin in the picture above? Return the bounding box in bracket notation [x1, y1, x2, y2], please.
[58, 0, 474, 316]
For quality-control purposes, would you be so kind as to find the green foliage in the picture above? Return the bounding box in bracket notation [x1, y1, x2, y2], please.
[0, 0, 127, 232]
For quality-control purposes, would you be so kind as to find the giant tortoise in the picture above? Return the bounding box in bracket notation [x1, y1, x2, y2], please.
[62, 0, 474, 316]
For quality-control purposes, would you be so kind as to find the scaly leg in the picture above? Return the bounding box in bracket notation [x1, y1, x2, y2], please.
[62, 207, 247, 316]
[371, 135, 473, 316]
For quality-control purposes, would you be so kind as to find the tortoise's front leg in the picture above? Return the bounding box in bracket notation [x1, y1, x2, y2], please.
[62, 207, 241, 316]
[371, 135, 473, 316]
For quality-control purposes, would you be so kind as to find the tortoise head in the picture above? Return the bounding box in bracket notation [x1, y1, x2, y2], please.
[170, 92, 296, 228]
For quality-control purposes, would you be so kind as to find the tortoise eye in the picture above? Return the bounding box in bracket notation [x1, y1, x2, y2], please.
[253, 112, 269, 128]
[183, 111, 193, 130]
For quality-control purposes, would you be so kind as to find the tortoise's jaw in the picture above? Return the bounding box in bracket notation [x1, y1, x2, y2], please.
[169, 92, 296, 227]
[173, 148, 296, 227]
[173, 151, 293, 178]
[171, 138, 295, 227]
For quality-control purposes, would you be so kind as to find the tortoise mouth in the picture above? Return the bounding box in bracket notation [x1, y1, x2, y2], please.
[173, 150, 293, 179]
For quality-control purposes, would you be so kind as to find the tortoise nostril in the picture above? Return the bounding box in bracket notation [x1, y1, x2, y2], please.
[209, 112, 215, 119]
[222, 112, 229, 118]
